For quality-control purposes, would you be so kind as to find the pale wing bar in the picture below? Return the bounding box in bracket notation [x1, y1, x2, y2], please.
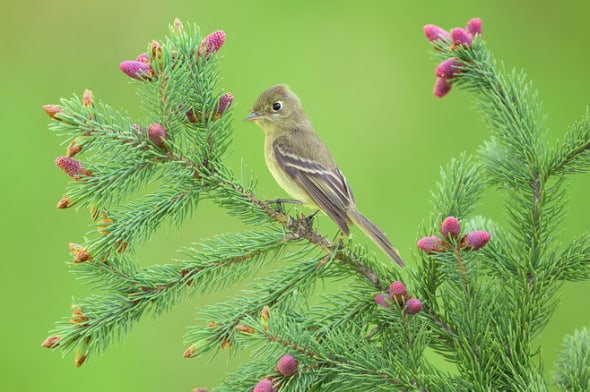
[274, 142, 353, 235]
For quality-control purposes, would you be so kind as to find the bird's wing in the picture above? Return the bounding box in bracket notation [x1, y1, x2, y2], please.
[273, 140, 353, 235]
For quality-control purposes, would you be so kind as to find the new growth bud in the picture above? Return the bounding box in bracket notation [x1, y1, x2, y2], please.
[41, 335, 61, 349]
[57, 196, 72, 209]
[43, 104, 63, 119]
[82, 89, 93, 108]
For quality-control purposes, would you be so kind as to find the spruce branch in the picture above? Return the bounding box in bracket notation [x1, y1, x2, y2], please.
[42, 17, 590, 391]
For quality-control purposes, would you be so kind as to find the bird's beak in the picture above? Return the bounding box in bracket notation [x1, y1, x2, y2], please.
[244, 112, 265, 122]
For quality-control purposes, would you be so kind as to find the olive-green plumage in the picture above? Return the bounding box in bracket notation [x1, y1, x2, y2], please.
[245, 84, 404, 267]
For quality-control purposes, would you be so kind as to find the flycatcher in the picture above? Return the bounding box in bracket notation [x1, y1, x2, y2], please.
[245, 84, 404, 267]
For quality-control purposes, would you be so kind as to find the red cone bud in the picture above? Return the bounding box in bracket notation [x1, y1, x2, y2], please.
[147, 123, 168, 150]
[405, 298, 423, 315]
[424, 24, 450, 42]
[466, 18, 482, 37]
[389, 281, 407, 297]
[417, 235, 445, 254]
[374, 293, 389, 308]
[218, 92, 233, 115]
[253, 378, 274, 392]
[277, 354, 297, 377]
[120, 60, 153, 80]
[436, 59, 462, 79]
[440, 216, 461, 239]
[433, 77, 452, 98]
[55, 156, 90, 179]
[198, 30, 226, 58]
[451, 27, 472, 46]
[461, 230, 490, 250]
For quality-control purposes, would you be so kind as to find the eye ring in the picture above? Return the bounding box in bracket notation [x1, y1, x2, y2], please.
[272, 101, 283, 112]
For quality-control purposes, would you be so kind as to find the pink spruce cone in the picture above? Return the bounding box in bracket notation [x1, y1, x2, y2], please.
[55, 156, 90, 179]
[466, 18, 482, 37]
[462, 230, 491, 250]
[253, 378, 274, 392]
[218, 92, 234, 114]
[277, 354, 297, 377]
[424, 24, 450, 42]
[451, 27, 472, 46]
[198, 30, 226, 57]
[417, 235, 445, 254]
[374, 293, 389, 308]
[389, 281, 407, 297]
[440, 216, 461, 239]
[436, 58, 462, 79]
[147, 123, 168, 150]
[433, 77, 452, 98]
[405, 298, 423, 315]
[120, 60, 152, 80]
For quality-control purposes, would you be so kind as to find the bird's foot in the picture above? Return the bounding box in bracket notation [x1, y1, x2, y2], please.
[266, 198, 303, 214]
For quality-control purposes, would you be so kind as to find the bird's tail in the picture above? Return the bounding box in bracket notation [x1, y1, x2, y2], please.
[348, 207, 405, 267]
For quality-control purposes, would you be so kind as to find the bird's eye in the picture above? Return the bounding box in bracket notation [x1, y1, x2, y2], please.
[272, 101, 282, 111]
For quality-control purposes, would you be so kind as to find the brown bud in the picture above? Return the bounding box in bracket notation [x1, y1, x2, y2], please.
[66, 140, 83, 157]
[220, 338, 232, 350]
[57, 196, 72, 209]
[70, 305, 89, 325]
[183, 345, 196, 358]
[75, 352, 87, 368]
[261, 306, 270, 331]
[97, 213, 113, 235]
[43, 104, 63, 119]
[151, 40, 163, 61]
[115, 240, 128, 253]
[41, 335, 61, 348]
[236, 324, 255, 334]
[69, 243, 91, 263]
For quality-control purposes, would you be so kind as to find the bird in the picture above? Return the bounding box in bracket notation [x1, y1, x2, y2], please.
[245, 84, 404, 267]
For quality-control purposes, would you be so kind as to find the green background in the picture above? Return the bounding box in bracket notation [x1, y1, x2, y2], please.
[2, 0, 589, 390]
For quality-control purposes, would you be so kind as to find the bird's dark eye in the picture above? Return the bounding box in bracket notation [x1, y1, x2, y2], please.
[272, 102, 282, 111]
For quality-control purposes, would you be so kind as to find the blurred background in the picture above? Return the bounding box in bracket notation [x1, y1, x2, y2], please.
[2, 0, 589, 390]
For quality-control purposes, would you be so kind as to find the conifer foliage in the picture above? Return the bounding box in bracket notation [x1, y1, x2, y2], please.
[42, 18, 590, 391]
